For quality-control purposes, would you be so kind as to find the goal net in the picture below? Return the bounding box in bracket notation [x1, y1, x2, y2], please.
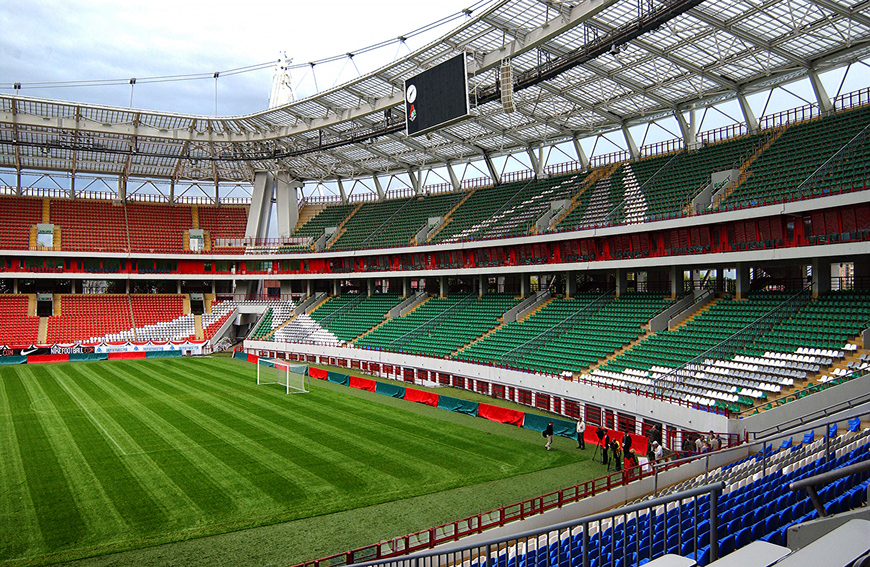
[257, 358, 309, 394]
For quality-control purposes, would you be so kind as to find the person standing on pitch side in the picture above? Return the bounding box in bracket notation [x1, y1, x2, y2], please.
[544, 421, 554, 451]
[576, 418, 586, 449]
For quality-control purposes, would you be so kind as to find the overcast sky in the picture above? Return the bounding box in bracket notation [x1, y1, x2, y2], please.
[0, 0, 474, 116]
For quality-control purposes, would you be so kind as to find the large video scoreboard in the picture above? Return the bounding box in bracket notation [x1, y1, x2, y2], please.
[404, 54, 470, 137]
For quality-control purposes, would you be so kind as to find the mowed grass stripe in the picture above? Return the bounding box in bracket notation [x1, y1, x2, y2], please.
[29, 364, 169, 534]
[96, 362, 311, 508]
[2, 369, 88, 554]
[171, 361, 491, 490]
[163, 359, 573, 501]
[0, 374, 42, 560]
[166, 359, 533, 484]
[2, 358, 584, 565]
[61, 364, 231, 524]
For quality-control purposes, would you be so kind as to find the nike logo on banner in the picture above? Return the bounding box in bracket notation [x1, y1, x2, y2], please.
[21, 347, 38, 356]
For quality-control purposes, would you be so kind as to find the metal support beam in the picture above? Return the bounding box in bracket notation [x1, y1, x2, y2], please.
[483, 151, 501, 185]
[808, 69, 833, 114]
[246, 171, 273, 240]
[408, 168, 422, 195]
[337, 178, 348, 204]
[446, 162, 461, 191]
[676, 109, 696, 149]
[373, 174, 385, 200]
[737, 93, 758, 134]
[622, 123, 639, 160]
[573, 135, 590, 170]
[527, 145, 543, 179]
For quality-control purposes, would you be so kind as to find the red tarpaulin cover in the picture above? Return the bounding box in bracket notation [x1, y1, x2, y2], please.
[349, 376, 376, 392]
[27, 354, 70, 364]
[478, 403, 524, 427]
[109, 351, 147, 360]
[583, 427, 648, 457]
[403, 387, 439, 407]
[246, 353, 260, 364]
[308, 367, 328, 380]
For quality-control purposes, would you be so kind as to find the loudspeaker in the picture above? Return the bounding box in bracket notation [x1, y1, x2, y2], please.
[500, 61, 515, 114]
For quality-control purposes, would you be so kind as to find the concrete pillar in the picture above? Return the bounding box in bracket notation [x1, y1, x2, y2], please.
[615, 269, 626, 297]
[12, 279, 17, 294]
[125, 280, 130, 294]
[274, 173, 301, 239]
[307, 280, 313, 296]
[177, 280, 182, 294]
[332, 279, 340, 296]
[478, 274, 486, 297]
[403, 277, 411, 297]
[521, 273, 531, 297]
[812, 258, 831, 298]
[735, 264, 750, 300]
[211, 280, 217, 295]
[245, 171, 273, 240]
[565, 271, 576, 298]
[368, 279, 375, 296]
[670, 265, 679, 299]
[439, 275, 447, 298]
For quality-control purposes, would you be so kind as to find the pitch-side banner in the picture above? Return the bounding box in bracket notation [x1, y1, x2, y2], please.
[0, 340, 206, 357]
[0, 344, 96, 357]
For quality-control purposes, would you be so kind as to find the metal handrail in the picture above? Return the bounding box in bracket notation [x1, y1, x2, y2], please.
[790, 460, 870, 518]
[347, 482, 726, 567]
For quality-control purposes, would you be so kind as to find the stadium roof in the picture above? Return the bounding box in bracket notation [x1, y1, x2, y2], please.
[1, 0, 869, 186]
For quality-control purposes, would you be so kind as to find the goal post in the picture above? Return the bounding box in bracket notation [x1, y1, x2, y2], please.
[257, 358, 309, 394]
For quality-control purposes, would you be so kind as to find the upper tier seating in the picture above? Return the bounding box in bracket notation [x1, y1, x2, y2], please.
[721, 104, 870, 209]
[353, 295, 466, 351]
[431, 180, 531, 244]
[50, 199, 128, 252]
[126, 203, 191, 253]
[0, 196, 41, 250]
[195, 205, 248, 250]
[292, 203, 357, 244]
[329, 200, 408, 250]
[0, 294, 39, 345]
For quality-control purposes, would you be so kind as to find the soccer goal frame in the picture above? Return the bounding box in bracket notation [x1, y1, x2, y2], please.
[256, 358, 310, 394]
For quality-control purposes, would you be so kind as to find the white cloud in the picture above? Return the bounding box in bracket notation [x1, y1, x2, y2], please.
[0, 0, 473, 114]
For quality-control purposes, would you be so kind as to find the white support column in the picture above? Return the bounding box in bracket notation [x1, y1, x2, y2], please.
[408, 168, 423, 196]
[670, 265, 679, 299]
[573, 135, 590, 170]
[808, 69, 833, 114]
[527, 145, 543, 179]
[676, 109, 696, 149]
[337, 178, 348, 204]
[737, 93, 759, 134]
[117, 175, 127, 202]
[403, 278, 411, 297]
[367, 279, 375, 296]
[275, 173, 300, 239]
[478, 274, 486, 296]
[373, 174, 385, 200]
[439, 275, 447, 297]
[333, 279, 340, 296]
[245, 171, 273, 240]
[483, 152, 501, 185]
[622, 124, 639, 160]
[614, 269, 626, 298]
[521, 273, 531, 297]
[446, 162, 461, 191]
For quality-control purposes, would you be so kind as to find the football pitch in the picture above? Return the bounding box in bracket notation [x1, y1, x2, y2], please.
[0, 357, 591, 566]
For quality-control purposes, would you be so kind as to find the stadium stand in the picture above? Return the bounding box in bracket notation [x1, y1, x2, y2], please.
[0, 294, 39, 345]
[0, 196, 42, 250]
[50, 199, 128, 252]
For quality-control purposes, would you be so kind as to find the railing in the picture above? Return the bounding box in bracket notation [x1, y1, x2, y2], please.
[297, 478, 726, 567]
[790, 460, 870, 518]
[213, 236, 312, 248]
[213, 293, 299, 303]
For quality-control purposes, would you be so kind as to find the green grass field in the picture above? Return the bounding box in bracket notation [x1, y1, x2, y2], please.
[0, 357, 596, 566]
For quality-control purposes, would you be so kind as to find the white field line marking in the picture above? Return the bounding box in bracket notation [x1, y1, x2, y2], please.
[55, 376, 127, 456]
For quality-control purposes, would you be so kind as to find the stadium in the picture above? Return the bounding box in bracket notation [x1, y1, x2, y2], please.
[1, 0, 870, 566]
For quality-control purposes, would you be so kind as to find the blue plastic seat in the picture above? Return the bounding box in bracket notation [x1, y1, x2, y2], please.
[719, 533, 735, 557]
[735, 526, 751, 549]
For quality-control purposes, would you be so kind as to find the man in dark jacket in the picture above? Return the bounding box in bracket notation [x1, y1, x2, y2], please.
[544, 421, 554, 451]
